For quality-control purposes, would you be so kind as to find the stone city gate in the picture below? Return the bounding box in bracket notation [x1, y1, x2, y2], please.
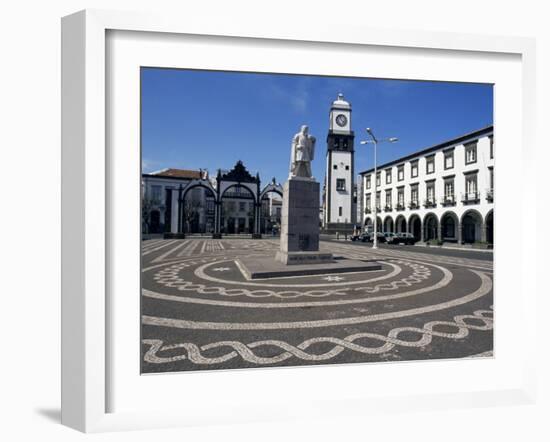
[167, 161, 283, 239]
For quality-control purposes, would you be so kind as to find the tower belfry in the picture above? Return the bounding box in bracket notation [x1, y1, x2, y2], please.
[324, 93, 356, 232]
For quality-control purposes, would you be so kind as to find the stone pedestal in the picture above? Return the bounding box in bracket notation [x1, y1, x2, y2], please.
[276, 177, 333, 265]
[237, 255, 381, 279]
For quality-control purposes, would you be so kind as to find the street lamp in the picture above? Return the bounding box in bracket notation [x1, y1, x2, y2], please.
[360, 128, 398, 249]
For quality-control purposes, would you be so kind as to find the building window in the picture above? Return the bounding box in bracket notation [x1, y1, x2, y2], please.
[376, 191, 381, 210]
[411, 185, 419, 205]
[425, 181, 435, 205]
[338, 206, 342, 217]
[376, 172, 381, 187]
[345, 165, 350, 170]
[426, 155, 435, 174]
[444, 178, 455, 203]
[444, 149, 454, 170]
[385, 169, 392, 184]
[333, 164, 337, 170]
[366, 175, 371, 189]
[365, 194, 371, 212]
[397, 165, 404, 181]
[463, 173, 479, 202]
[465, 141, 477, 164]
[385, 189, 392, 209]
[466, 175, 477, 193]
[411, 160, 419, 178]
[487, 168, 494, 201]
[239, 202, 246, 211]
[336, 178, 346, 191]
[151, 185, 162, 203]
[397, 188, 404, 206]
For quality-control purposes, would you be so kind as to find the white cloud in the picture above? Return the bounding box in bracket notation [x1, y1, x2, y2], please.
[142, 158, 161, 173]
[264, 77, 311, 114]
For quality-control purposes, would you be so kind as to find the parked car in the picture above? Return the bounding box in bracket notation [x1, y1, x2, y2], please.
[369, 232, 386, 243]
[359, 232, 371, 242]
[384, 232, 398, 244]
[350, 231, 372, 242]
[395, 232, 416, 245]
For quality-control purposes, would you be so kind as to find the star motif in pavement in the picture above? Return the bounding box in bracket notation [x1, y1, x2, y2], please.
[323, 275, 345, 282]
[212, 267, 231, 272]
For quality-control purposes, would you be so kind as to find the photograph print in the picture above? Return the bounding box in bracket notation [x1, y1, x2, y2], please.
[140, 68, 494, 374]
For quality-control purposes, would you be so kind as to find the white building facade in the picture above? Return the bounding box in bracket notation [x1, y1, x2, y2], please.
[141, 169, 215, 235]
[360, 126, 494, 244]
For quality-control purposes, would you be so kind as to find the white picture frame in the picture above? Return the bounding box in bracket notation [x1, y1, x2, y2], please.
[61, 9, 538, 433]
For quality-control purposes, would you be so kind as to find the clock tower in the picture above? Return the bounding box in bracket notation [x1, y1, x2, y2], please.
[324, 93, 356, 230]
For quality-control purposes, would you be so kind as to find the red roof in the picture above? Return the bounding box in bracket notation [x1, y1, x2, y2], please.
[150, 168, 203, 179]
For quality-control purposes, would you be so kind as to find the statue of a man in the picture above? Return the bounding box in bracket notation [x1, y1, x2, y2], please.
[289, 125, 316, 179]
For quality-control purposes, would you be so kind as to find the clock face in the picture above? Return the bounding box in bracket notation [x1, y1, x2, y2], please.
[335, 114, 348, 127]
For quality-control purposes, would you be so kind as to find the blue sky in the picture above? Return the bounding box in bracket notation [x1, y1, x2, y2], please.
[141, 68, 493, 184]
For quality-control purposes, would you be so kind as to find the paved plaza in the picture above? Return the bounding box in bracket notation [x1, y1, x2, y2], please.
[141, 238, 493, 373]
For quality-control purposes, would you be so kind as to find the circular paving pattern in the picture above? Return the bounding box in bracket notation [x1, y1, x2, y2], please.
[140, 238, 494, 372]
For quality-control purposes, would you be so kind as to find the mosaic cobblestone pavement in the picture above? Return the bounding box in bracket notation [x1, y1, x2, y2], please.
[141, 238, 493, 373]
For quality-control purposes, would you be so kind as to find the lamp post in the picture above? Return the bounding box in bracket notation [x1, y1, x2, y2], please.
[360, 128, 398, 249]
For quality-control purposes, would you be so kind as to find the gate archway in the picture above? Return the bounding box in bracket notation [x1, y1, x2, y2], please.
[375, 216, 383, 233]
[461, 209, 483, 243]
[395, 215, 407, 233]
[383, 216, 394, 233]
[220, 184, 257, 235]
[408, 214, 421, 241]
[485, 210, 494, 244]
[440, 211, 458, 242]
[216, 161, 261, 237]
[180, 180, 218, 235]
[423, 213, 439, 241]
[259, 180, 284, 235]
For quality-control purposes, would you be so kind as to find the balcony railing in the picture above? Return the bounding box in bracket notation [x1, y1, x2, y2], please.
[395, 202, 405, 211]
[461, 191, 480, 203]
[423, 199, 437, 208]
[408, 201, 419, 210]
[441, 195, 456, 206]
[364, 207, 372, 214]
[384, 204, 393, 212]
[486, 188, 494, 202]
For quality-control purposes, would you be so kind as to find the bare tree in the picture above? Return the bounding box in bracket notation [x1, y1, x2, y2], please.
[183, 198, 203, 233]
[142, 196, 161, 234]
[221, 200, 237, 233]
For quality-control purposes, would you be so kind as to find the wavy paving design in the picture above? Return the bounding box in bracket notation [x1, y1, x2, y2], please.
[143, 307, 493, 365]
[151, 259, 431, 299]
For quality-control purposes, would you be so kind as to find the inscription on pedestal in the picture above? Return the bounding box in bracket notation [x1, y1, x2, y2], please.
[298, 234, 310, 251]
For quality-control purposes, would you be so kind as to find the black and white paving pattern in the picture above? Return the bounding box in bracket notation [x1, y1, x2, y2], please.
[141, 238, 493, 373]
